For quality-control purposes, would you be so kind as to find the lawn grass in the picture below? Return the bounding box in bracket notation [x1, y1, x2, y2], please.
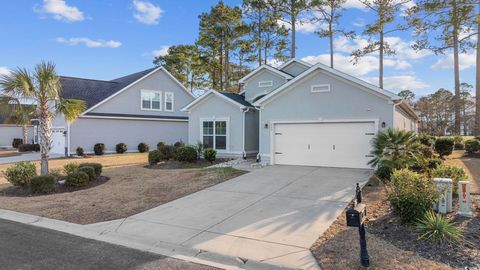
[0, 165, 246, 224]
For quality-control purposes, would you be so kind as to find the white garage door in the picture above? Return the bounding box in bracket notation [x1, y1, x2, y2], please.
[273, 122, 375, 169]
[50, 129, 66, 155]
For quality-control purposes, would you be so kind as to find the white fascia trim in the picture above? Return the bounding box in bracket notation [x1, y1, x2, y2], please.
[254, 63, 399, 106]
[238, 65, 293, 84]
[80, 115, 188, 122]
[181, 90, 247, 112]
[277, 58, 312, 70]
[395, 99, 419, 121]
[82, 67, 195, 115]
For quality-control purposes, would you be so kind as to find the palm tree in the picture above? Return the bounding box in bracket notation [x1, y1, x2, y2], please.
[0, 62, 86, 175]
[0, 95, 36, 144]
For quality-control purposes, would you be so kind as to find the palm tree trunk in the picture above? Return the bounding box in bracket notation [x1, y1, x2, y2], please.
[22, 125, 28, 145]
[379, 30, 384, 89]
[39, 101, 52, 175]
[475, 2, 480, 136]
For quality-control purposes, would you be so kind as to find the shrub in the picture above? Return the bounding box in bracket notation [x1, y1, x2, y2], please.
[18, 144, 40, 152]
[203, 148, 216, 162]
[465, 139, 480, 154]
[12, 138, 23, 148]
[48, 168, 63, 181]
[454, 142, 464, 150]
[174, 146, 198, 162]
[416, 211, 463, 244]
[418, 134, 435, 147]
[138, 142, 149, 153]
[29, 175, 56, 194]
[419, 145, 434, 159]
[158, 144, 175, 160]
[65, 171, 89, 187]
[78, 163, 102, 177]
[435, 138, 454, 158]
[76, 146, 84, 156]
[174, 141, 185, 148]
[63, 162, 79, 175]
[427, 158, 442, 170]
[375, 165, 393, 181]
[93, 143, 105, 155]
[195, 141, 204, 158]
[115, 143, 128, 154]
[156, 142, 166, 150]
[78, 166, 95, 181]
[3, 161, 37, 187]
[453, 136, 463, 144]
[148, 150, 164, 165]
[431, 164, 468, 193]
[387, 169, 438, 223]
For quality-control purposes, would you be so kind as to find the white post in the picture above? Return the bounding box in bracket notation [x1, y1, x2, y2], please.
[433, 178, 453, 214]
[458, 181, 473, 217]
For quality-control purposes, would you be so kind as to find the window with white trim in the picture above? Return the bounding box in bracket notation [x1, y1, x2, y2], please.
[202, 120, 227, 150]
[311, 84, 331, 93]
[141, 90, 162, 110]
[165, 92, 174, 112]
[258, 81, 273, 88]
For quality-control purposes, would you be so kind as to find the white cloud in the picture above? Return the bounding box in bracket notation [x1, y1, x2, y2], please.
[344, 0, 367, 9]
[352, 18, 365, 27]
[133, 0, 163, 25]
[56, 37, 122, 48]
[152, 45, 170, 57]
[0, 67, 11, 77]
[36, 0, 84, 22]
[364, 75, 429, 90]
[302, 53, 378, 76]
[431, 53, 476, 70]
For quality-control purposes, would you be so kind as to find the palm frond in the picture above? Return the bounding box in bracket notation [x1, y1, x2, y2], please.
[56, 98, 86, 122]
[35, 61, 61, 101]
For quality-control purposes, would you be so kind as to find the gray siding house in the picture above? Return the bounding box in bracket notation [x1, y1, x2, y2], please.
[183, 59, 418, 169]
[53, 67, 195, 155]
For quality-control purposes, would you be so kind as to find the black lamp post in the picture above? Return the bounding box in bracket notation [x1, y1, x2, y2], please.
[346, 183, 370, 268]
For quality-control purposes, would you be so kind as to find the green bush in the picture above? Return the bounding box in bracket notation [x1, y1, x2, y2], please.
[115, 143, 128, 154]
[29, 175, 56, 194]
[203, 148, 217, 162]
[78, 166, 95, 181]
[94, 143, 105, 155]
[375, 165, 393, 181]
[416, 211, 463, 244]
[49, 168, 63, 181]
[454, 142, 464, 150]
[431, 164, 468, 193]
[427, 158, 442, 170]
[63, 162, 79, 175]
[453, 136, 463, 144]
[148, 150, 164, 165]
[78, 163, 102, 177]
[434, 138, 454, 158]
[3, 161, 37, 187]
[387, 169, 438, 223]
[174, 146, 198, 162]
[65, 171, 89, 187]
[12, 138, 23, 148]
[138, 142, 149, 153]
[158, 144, 175, 160]
[76, 146, 84, 156]
[156, 141, 166, 149]
[174, 141, 185, 148]
[419, 144, 434, 158]
[195, 141, 204, 158]
[418, 134, 435, 147]
[465, 139, 480, 154]
[18, 144, 40, 152]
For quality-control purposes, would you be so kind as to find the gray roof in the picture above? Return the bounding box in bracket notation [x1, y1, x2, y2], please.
[60, 68, 156, 109]
[219, 92, 254, 107]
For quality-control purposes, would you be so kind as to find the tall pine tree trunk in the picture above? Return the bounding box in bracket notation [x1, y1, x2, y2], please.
[379, 30, 384, 89]
[39, 100, 51, 175]
[475, 1, 480, 136]
[452, 0, 461, 135]
[291, 15, 296, 58]
[329, 22, 334, 68]
[258, 9, 263, 66]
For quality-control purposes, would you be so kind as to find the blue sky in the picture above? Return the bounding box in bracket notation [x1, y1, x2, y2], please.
[0, 0, 476, 97]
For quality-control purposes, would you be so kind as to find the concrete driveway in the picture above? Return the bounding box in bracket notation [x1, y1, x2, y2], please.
[88, 165, 372, 269]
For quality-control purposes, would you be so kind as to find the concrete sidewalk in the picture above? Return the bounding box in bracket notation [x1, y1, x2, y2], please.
[86, 165, 372, 269]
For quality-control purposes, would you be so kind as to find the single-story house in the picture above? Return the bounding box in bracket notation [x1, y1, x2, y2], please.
[182, 59, 419, 169]
[0, 106, 36, 148]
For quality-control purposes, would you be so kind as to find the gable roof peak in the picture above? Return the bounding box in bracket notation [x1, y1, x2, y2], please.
[277, 58, 313, 70]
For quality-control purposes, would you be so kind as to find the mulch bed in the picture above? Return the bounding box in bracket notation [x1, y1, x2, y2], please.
[0, 176, 110, 197]
[145, 159, 230, 169]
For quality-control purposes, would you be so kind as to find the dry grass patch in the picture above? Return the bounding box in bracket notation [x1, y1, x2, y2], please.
[0, 165, 245, 224]
[445, 150, 480, 194]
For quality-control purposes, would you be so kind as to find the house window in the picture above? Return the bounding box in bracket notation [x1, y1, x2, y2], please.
[165, 92, 174, 112]
[311, 84, 331, 93]
[258, 81, 273, 88]
[141, 90, 162, 110]
[202, 120, 227, 150]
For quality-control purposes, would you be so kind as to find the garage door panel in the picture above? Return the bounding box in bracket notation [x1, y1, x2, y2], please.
[273, 122, 374, 169]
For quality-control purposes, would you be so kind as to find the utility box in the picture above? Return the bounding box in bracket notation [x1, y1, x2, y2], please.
[458, 181, 473, 217]
[433, 178, 453, 214]
[346, 203, 366, 227]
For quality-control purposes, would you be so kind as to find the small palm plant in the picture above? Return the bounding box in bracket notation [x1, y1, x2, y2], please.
[0, 62, 86, 175]
[416, 211, 463, 244]
[369, 129, 420, 179]
[0, 95, 36, 144]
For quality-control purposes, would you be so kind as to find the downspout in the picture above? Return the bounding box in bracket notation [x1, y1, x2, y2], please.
[256, 107, 262, 163]
[67, 121, 71, 157]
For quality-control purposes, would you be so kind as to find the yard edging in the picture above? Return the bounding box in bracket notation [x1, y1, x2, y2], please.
[0, 208, 295, 270]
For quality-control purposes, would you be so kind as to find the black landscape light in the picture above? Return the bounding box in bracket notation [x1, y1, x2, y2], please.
[346, 183, 370, 268]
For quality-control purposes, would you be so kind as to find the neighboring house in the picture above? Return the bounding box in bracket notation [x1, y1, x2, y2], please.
[182, 58, 418, 169]
[0, 107, 35, 148]
[50, 67, 195, 155]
